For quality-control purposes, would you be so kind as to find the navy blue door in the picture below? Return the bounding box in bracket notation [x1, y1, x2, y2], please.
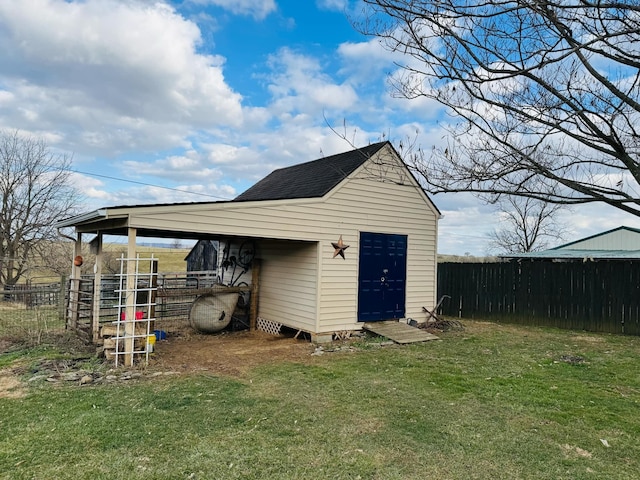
[357, 232, 407, 322]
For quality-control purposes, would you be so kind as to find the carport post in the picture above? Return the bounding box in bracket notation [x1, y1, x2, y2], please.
[250, 258, 261, 330]
[124, 228, 137, 366]
[68, 233, 82, 330]
[91, 233, 103, 343]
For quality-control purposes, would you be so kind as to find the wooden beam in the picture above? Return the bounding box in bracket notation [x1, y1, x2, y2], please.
[124, 228, 137, 367]
[149, 256, 158, 334]
[91, 233, 103, 344]
[58, 273, 67, 322]
[249, 259, 261, 330]
[68, 233, 83, 330]
[157, 285, 251, 297]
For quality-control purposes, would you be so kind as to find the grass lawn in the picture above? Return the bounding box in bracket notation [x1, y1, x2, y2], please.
[1, 321, 639, 479]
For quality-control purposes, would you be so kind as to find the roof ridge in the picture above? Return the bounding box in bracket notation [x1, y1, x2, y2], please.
[267, 141, 388, 173]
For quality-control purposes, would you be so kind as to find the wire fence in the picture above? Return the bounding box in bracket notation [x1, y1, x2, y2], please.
[0, 281, 66, 347]
[0, 270, 252, 350]
[0, 305, 65, 348]
[1, 282, 62, 307]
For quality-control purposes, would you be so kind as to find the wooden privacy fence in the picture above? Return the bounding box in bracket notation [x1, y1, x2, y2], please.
[437, 261, 640, 335]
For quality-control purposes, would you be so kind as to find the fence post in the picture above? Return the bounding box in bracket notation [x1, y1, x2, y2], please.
[249, 259, 261, 330]
[68, 233, 83, 330]
[149, 258, 158, 333]
[58, 274, 67, 322]
[91, 233, 103, 343]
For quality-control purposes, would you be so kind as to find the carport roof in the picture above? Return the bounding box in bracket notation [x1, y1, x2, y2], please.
[55, 141, 393, 235]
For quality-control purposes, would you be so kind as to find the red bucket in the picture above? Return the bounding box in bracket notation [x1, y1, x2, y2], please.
[120, 311, 145, 321]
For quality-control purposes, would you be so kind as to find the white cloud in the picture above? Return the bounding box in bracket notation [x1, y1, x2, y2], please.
[337, 38, 447, 125]
[70, 172, 113, 202]
[0, 0, 243, 155]
[110, 183, 236, 206]
[122, 154, 225, 183]
[73, 170, 239, 208]
[187, 0, 276, 19]
[203, 143, 248, 165]
[433, 190, 640, 256]
[265, 47, 358, 116]
[436, 199, 499, 256]
[558, 203, 640, 241]
[316, 0, 348, 11]
[338, 38, 398, 84]
[0, 90, 14, 105]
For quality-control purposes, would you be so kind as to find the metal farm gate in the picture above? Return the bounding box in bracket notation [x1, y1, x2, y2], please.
[64, 270, 252, 342]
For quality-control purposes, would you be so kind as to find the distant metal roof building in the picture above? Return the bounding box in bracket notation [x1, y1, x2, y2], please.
[503, 226, 640, 261]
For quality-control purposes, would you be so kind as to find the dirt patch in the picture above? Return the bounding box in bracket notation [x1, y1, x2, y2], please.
[558, 354, 586, 365]
[0, 372, 25, 399]
[570, 334, 605, 343]
[149, 330, 317, 377]
[561, 444, 593, 459]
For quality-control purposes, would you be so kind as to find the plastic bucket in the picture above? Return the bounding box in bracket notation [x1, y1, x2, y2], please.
[147, 334, 156, 352]
[154, 330, 167, 341]
[120, 311, 145, 321]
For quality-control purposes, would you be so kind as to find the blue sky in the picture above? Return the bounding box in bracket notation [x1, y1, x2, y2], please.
[1, 0, 639, 255]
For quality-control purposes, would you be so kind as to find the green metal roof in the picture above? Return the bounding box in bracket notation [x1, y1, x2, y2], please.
[549, 225, 640, 250]
[502, 225, 640, 260]
[506, 249, 640, 260]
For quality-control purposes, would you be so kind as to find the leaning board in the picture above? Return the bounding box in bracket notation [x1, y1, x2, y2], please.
[363, 321, 439, 344]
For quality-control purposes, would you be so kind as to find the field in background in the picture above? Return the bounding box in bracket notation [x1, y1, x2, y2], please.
[10, 243, 193, 286]
[101, 244, 192, 273]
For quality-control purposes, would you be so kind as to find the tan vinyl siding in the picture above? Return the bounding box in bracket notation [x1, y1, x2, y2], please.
[256, 239, 318, 332]
[129, 204, 338, 241]
[313, 150, 438, 332]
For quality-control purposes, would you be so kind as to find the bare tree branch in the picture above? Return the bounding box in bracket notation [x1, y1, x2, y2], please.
[486, 195, 569, 254]
[355, 1, 640, 216]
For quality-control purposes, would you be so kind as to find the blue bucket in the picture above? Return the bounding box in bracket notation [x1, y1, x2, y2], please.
[154, 330, 167, 341]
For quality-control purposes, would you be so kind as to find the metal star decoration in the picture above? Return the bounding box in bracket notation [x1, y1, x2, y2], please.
[332, 235, 350, 259]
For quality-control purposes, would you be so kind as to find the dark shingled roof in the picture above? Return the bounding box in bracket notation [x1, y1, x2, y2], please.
[234, 141, 389, 202]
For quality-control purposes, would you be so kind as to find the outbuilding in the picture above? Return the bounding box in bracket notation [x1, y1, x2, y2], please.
[57, 141, 441, 361]
[503, 226, 640, 261]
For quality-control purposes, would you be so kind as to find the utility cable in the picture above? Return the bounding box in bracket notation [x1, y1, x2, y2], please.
[69, 168, 235, 201]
